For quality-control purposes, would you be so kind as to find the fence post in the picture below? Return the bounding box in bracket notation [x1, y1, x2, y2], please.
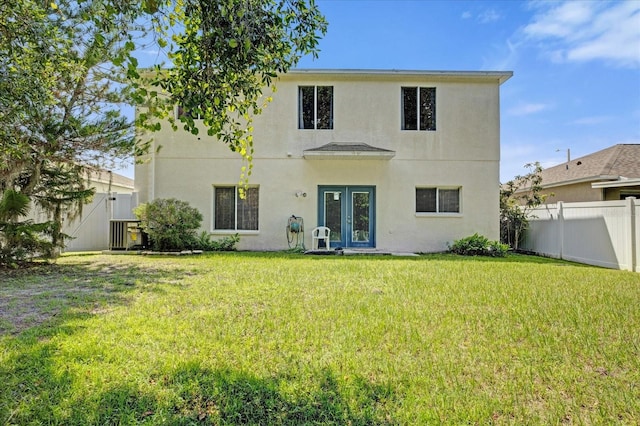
[557, 201, 564, 260]
[628, 197, 637, 272]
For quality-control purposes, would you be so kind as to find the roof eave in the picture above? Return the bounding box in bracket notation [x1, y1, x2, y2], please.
[514, 175, 621, 193]
[286, 69, 513, 84]
[303, 151, 396, 160]
[541, 175, 621, 189]
[592, 178, 640, 189]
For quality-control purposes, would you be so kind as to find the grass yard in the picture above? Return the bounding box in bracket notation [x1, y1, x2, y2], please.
[1, 252, 639, 425]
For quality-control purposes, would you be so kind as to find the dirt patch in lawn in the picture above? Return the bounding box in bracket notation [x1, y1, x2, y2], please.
[0, 259, 189, 336]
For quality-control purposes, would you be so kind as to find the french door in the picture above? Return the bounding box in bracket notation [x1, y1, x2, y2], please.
[318, 186, 375, 248]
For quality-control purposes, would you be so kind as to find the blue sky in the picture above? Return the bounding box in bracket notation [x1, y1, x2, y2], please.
[126, 0, 640, 182]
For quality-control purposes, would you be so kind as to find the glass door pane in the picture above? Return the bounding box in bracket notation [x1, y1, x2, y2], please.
[319, 186, 374, 249]
[351, 192, 370, 243]
[324, 191, 342, 243]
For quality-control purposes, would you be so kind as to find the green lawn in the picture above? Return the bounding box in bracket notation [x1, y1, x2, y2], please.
[1, 252, 639, 424]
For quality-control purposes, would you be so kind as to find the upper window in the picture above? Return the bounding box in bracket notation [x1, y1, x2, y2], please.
[402, 87, 436, 131]
[299, 86, 333, 129]
[416, 187, 460, 213]
[214, 186, 259, 231]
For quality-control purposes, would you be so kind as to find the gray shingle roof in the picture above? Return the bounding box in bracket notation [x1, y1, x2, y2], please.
[539, 144, 640, 187]
[306, 142, 394, 153]
[303, 142, 396, 160]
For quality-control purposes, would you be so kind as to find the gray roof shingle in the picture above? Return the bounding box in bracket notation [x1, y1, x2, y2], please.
[303, 142, 396, 160]
[539, 144, 640, 187]
[305, 142, 394, 153]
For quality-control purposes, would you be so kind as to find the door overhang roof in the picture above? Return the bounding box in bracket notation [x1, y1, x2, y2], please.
[303, 142, 395, 160]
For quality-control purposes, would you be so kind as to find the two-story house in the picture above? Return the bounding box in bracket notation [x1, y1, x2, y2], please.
[135, 69, 512, 252]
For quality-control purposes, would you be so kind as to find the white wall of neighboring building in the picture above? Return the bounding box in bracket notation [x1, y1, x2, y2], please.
[87, 170, 135, 194]
[21, 170, 136, 251]
[136, 70, 510, 252]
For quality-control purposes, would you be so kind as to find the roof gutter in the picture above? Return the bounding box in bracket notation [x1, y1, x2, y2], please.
[592, 178, 640, 189]
[514, 175, 620, 193]
[540, 175, 620, 189]
[286, 69, 513, 85]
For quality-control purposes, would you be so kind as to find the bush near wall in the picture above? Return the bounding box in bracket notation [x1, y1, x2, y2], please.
[134, 198, 203, 251]
[449, 233, 509, 257]
[134, 199, 241, 252]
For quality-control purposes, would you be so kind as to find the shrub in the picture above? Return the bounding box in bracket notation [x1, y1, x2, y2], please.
[0, 189, 57, 266]
[449, 233, 509, 257]
[195, 231, 240, 251]
[134, 198, 203, 251]
[500, 162, 551, 250]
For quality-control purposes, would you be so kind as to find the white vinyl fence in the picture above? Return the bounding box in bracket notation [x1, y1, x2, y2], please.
[62, 192, 138, 251]
[521, 197, 639, 272]
[19, 192, 137, 252]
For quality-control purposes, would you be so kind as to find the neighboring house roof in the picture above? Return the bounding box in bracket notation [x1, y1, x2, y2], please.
[538, 144, 640, 188]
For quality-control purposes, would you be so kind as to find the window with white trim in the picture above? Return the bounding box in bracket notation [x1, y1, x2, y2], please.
[416, 187, 460, 213]
[402, 87, 436, 131]
[214, 186, 259, 230]
[299, 86, 333, 129]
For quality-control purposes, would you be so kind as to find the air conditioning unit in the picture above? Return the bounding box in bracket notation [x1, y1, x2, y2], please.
[109, 220, 142, 250]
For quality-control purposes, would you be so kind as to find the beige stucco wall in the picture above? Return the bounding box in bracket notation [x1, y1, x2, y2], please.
[136, 70, 507, 252]
[544, 182, 603, 204]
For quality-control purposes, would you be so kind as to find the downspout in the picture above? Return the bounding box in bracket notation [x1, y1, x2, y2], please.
[150, 138, 155, 201]
[557, 201, 564, 260]
[629, 197, 637, 272]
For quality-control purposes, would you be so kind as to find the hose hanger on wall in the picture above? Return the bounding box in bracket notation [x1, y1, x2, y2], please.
[286, 215, 305, 250]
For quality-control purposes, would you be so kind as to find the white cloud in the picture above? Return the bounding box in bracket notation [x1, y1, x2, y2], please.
[569, 116, 613, 126]
[524, 2, 594, 39]
[508, 102, 550, 116]
[523, 1, 640, 68]
[478, 9, 502, 24]
[481, 37, 523, 71]
[461, 8, 502, 24]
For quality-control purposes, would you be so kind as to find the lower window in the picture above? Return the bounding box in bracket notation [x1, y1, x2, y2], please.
[214, 186, 259, 230]
[416, 187, 460, 213]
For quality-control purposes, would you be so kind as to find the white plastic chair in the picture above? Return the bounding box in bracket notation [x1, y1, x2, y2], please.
[311, 226, 331, 250]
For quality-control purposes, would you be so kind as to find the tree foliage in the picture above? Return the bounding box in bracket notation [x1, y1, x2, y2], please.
[500, 162, 551, 250]
[0, 190, 56, 266]
[1, 0, 141, 256]
[138, 0, 327, 188]
[1, 0, 326, 262]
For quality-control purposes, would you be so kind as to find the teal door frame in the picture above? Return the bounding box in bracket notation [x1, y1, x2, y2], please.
[317, 186, 376, 248]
